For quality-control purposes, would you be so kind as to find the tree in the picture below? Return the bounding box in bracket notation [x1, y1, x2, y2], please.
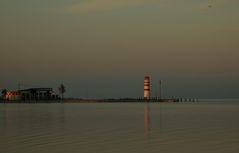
[1, 89, 7, 95]
[58, 84, 65, 100]
[30, 88, 37, 100]
[1, 89, 7, 100]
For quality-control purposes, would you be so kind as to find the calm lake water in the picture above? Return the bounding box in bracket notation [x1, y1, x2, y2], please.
[1, 101, 239, 153]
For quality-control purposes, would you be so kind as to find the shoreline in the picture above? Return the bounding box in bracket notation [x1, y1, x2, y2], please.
[0, 98, 199, 103]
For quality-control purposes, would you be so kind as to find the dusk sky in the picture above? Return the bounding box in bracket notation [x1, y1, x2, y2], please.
[1, 0, 239, 98]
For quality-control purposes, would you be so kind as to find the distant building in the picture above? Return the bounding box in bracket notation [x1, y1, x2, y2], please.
[2, 91, 21, 101]
[1, 88, 58, 101]
[20, 88, 58, 100]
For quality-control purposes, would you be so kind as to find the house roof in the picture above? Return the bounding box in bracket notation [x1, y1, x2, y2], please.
[20, 88, 53, 92]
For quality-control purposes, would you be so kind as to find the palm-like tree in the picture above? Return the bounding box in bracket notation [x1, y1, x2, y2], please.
[58, 84, 65, 100]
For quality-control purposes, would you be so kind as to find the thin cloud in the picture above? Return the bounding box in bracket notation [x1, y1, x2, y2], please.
[65, 0, 158, 14]
[195, 0, 233, 10]
[64, 0, 233, 14]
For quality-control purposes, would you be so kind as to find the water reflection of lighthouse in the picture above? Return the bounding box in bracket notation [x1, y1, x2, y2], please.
[144, 104, 150, 135]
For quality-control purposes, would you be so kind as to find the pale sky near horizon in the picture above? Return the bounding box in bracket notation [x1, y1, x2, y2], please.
[1, 0, 239, 98]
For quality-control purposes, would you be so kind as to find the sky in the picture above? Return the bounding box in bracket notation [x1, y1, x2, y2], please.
[0, 0, 239, 98]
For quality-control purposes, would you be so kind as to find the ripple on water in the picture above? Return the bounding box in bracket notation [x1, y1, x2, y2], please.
[1, 102, 239, 153]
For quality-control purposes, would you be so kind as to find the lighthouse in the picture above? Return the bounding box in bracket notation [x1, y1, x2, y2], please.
[144, 76, 150, 99]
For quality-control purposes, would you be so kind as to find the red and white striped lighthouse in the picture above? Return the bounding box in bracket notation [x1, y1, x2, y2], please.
[144, 76, 150, 99]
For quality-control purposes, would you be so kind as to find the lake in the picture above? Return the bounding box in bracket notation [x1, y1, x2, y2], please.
[1, 101, 239, 153]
